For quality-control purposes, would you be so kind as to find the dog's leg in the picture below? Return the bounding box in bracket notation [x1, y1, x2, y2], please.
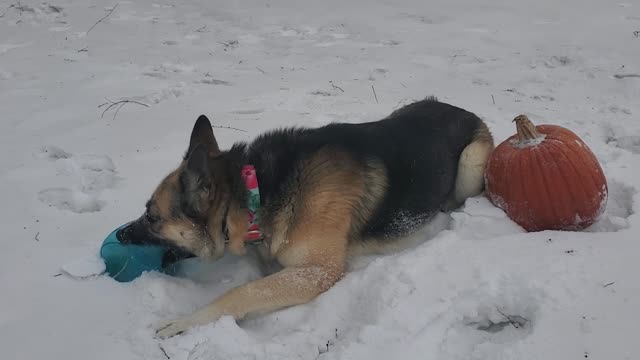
[156, 149, 365, 338]
[156, 201, 351, 338]
[155, 261, 344, 338]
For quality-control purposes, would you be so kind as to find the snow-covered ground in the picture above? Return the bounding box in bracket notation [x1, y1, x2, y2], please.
[1, 0, 639, 359]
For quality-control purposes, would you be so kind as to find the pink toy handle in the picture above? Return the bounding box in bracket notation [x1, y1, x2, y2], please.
[241, 165, 262, 242]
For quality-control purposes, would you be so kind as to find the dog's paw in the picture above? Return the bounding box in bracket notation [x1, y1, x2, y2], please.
[155, 307, 224, 338]
[155, 318, 195, 339]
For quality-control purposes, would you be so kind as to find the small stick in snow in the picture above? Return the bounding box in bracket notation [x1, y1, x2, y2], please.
[603, 281, 615, 288]
[496, 308, 526, 329]
[330, 81, 344, 92]
[35, 232, 40, 241]
[77, 46, 88, 53]
[371, 85, 379, 103]
[492, 94, 495, 105]
[53, 273, 62, 277]
[86, 3, 119, 34]
[0, 4, 15, 17]
[318, 341, 332, 354]
[613, 73, 640, 79]
[212, 125, 247, 133]
[99, 98, 150, 120]
[256, 67, 266, 74]
[194, 25, 207, 33]
[159, 345, 170, 359]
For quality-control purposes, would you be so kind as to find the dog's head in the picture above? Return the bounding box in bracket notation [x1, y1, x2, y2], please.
[117, 115, 230, 260]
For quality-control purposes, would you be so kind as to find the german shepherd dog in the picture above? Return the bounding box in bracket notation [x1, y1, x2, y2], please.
[117, 96, 493, 338]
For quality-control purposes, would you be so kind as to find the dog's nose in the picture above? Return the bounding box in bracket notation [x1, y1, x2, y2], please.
[115, 220, 148, 244]
[115, 222, 135, 244]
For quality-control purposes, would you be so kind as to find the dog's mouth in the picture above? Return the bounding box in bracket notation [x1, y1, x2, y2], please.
[115, 219, 158, 245]
[116, 219, 198, 264]
[161, 247, 197, 267]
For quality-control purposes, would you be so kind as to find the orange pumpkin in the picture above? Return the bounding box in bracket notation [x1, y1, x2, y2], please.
[485, 115, 608, 232]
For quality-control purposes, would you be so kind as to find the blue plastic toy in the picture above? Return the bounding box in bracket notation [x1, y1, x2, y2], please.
[100, 223, 170, 282]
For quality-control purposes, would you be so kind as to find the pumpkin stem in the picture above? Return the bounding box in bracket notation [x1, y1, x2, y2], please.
[513, 115, 542, 141]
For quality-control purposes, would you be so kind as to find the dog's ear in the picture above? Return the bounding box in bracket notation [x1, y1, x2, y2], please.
[187, 115, 220, 158]
[181, 143, 212, 216]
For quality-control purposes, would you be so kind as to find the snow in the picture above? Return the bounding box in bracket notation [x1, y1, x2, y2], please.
[509, 134, 547, 148]
[1, 0, 639, 359]
[60, 254, 105, 279]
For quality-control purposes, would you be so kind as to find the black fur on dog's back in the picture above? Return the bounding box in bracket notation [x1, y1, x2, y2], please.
[225, 97, 487, 239]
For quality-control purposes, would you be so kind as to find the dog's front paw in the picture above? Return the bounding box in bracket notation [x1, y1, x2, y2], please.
[155, 318, 195, 339]
[155, 307, 223, 338]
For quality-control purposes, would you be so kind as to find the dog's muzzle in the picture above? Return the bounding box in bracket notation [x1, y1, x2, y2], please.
[116, 217, 155, 245]
[116, 218, 197, 264]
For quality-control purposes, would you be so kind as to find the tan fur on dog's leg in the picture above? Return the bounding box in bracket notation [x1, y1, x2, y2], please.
[155, 263, 344, 338]
[156, 237, 347, 338]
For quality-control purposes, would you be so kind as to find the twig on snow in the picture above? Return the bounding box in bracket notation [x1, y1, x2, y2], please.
[194, 25, 208, 33]
[492, 94, 495, 105]
[113, 102, 126, 119]
[318, 340, 332, 354]
[77, 46, 88, 53]
[613, 73, 640, 79]
[35, 232, 40, 241]
[330, 81, 344, 92]
[87, 3, 119, 34]
[0, 3, 15, 17]
[256, 67, 266, 74]
[159, 344, 170, 359]
[371, 84, 379, 103]
[496, 308, 527, 329]
[99, 98, 150, 120]
[603, 281, 615, 288]
[212, 125, 247, 133]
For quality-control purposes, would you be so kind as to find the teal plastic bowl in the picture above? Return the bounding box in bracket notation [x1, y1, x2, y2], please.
[100, 223, 168, 282]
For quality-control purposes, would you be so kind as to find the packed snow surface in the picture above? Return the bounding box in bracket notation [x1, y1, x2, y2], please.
[1, 0, 639, 359]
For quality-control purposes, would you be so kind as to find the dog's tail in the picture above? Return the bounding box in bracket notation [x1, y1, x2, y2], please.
[449, 119, 494, 208]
